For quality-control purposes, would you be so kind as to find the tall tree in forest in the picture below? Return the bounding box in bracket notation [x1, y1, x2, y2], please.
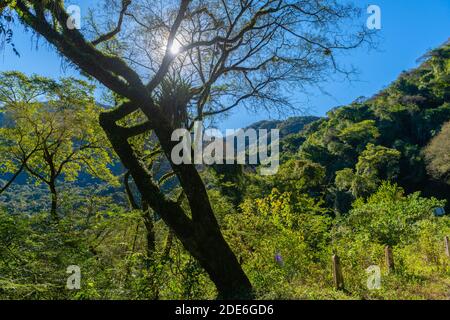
[3, 0, 374, 298]
[0, 72, 117, 220]
[424, 121, 450, 184]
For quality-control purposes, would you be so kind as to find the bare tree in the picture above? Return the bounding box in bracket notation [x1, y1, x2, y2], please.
[4, 0, 373, 298]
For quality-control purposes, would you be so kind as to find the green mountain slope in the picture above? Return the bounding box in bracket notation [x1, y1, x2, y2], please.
[281, 40, 450, 211]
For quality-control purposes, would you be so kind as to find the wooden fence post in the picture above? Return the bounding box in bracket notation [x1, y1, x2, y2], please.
[332, 254, 344, 290]
[445, 236, 450, 258]
[385, 245, 394, 273]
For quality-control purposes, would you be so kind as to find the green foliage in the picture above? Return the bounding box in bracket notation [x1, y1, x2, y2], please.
[0, 42, 449, 301]
[330, 183, 449, 299]
[239, 159, 326, 203]
[0, 72, 118, 219]
[424, 121, 450, 184]
[336, 144, 401, 198]
[0, 72, 117, 187]
[224, 189, 332, 298]
[298, 42, 450, 211]
[0, 183, 217, 300]
[340, 182, 445, 246]
[338, 120, 380, 151]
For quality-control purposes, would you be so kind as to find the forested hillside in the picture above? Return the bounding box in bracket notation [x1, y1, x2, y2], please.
[276, 41, 450, 213]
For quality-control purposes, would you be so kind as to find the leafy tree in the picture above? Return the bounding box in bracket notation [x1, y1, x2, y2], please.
[337, 120, 380, 152]
[356, 144, 401, 180]
[0, 72, 117, 220]
[340, 182, 445, 246]
[424, 121, 450, 184]
[207, 164, 244, 207]
[224, 188, 331, 296]
[4, 0, 373, 298]
[335, 144, 400, 198]
[274, 159, 325, 195]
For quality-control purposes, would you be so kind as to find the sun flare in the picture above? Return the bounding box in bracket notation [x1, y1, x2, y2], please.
[170, 40, 181, 55]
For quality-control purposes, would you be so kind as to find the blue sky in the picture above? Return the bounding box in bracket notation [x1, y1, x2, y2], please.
[1, 0, 449, 130]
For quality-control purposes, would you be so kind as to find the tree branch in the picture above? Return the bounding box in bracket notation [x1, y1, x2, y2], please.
[92, 0, 132, 46]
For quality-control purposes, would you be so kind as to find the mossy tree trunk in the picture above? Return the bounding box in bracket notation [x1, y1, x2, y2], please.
[13, 0, 253, 299]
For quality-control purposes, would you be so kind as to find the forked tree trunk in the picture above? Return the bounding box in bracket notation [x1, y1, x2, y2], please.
[100, 109, 253, 299]
[11, 0, 253, 298]
[12, 0, 252, 297]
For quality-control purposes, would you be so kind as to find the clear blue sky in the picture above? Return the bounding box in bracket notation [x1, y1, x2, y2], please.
[1, 0, 449, 130]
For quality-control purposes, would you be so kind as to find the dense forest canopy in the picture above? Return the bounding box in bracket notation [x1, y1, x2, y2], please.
[295, 42, 450, 213]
